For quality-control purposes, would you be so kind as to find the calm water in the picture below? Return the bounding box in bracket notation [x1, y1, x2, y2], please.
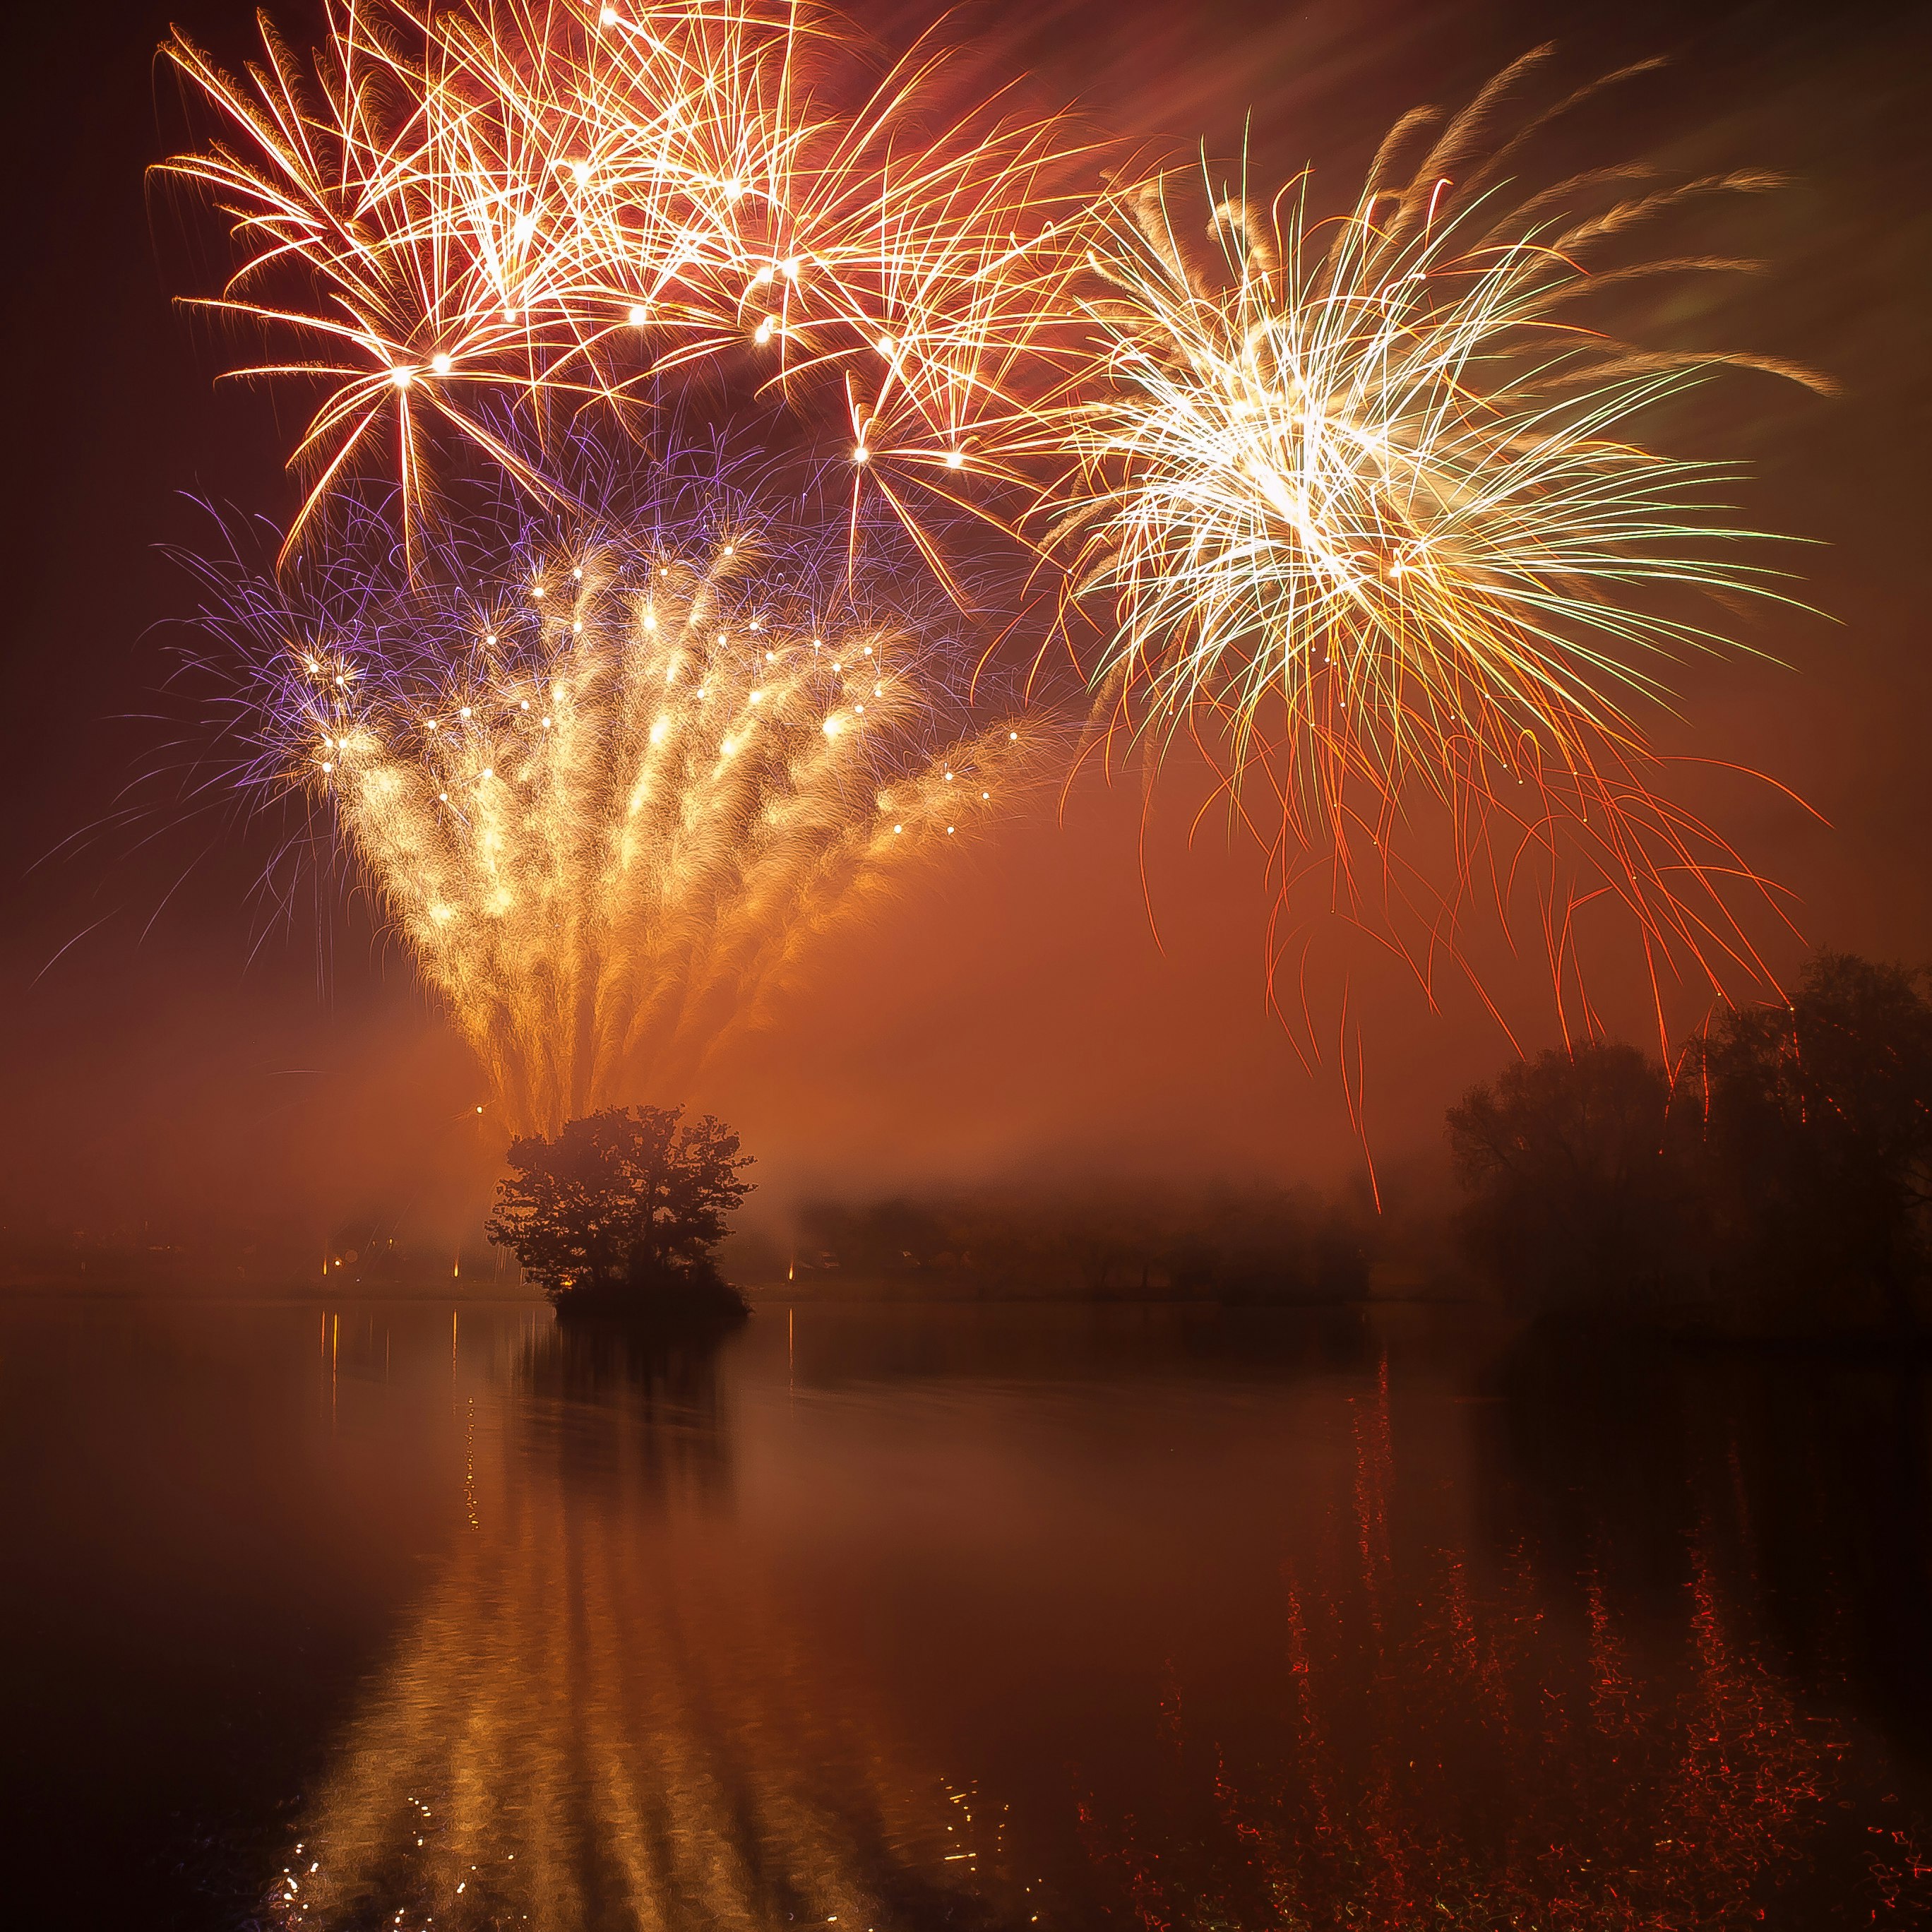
[5, 1296, 1932, 1931]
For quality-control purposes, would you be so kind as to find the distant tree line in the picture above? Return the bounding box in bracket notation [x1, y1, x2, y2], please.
[789, 1182, 1373, 1304]
[1448, 953, 1932, 1330]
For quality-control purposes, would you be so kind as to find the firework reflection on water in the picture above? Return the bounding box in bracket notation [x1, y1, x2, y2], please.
[265, 1323, 1020, 1932]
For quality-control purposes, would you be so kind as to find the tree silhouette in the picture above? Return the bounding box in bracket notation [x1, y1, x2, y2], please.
[486, 1106, 753, 1318]
[1686, 952, 1932, 1325]
[1447, 1041, 1684, 1309]
[1448, 953, 1932, 1330]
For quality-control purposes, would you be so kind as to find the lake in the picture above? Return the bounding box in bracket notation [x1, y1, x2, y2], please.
[4, 1294, 1931, 1930]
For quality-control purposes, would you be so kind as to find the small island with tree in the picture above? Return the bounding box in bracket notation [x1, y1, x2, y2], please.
[485, 1104, 754, 1328]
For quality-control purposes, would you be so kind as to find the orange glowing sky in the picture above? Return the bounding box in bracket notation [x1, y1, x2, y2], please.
[0, 0, 1924, 1255]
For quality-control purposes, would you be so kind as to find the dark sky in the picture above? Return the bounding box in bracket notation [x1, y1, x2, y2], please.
[1, 0, 1925, 1255]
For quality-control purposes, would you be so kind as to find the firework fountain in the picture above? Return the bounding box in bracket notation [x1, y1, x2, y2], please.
[191, 488, 1034, 1131]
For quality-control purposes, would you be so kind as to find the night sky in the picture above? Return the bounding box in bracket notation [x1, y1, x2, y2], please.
[1, 0, 1924, 1257]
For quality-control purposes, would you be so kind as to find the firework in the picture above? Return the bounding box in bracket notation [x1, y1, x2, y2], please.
[159, 6, 1824, 1057]
[192, 490, 1034, 1131]
[1032, 54, 1829, 1030]
[157, 0, 1091, 562]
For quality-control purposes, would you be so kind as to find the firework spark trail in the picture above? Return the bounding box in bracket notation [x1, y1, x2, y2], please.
[193, 496, 1036, 1131]
[1023, 53, 1830, 1040]
[157, 0, 1095, 560]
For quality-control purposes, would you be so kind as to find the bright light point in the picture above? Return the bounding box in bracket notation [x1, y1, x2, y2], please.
[426, 720, 437, 731]
[460, 706, 472, 718]
[873, 684, 882, 696]
[863, 645, 873, 656]
[945, 448, 964, 469]
[628, 304, 648, 326]
[946, 825, 955, 834]
[541, 717, 551, 728]
[852, 445, 869, 465]
[532, 585, 545, 598]
[480, 768, 492, 780]
[389, 366, 414, 389]
[753, 320, 773, 344]
[749, 690, 763, 704]
[600, 5, 617, 21]
[1009, 730, 1018, 740]
[723, 544, 734, 556]
[765, 650, 775, 663]
[875, 335, 894, 356]
[572, 621, 582, 634]
[439, 791, 447, 801]
[520, 700, 530, 710]
[782, 258, 799, 279]
[855, 703, 864, 714]
[570, 160, 590, 186]
[982, 790, 989, 799]
[822, 717, 840, 737]
[485, 634, 496, 645]
[724, 179, 743, 199]
[321, 761, 333, 773]
[304, 658, 318, 672]
[431, 352, 452, 375]
[944, 770, 953, 780]
[752, 266, 773, 286]
[513, 213, 536, 242]
[571, 567, 582, 580]
[649, 716, 669, 743]
[812, 638, 822, 649]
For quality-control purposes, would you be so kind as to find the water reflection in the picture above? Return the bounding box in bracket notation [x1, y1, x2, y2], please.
[10, 1299, 1929, 1931]
[512, 1321, 737, 1510]
[1477, 1328, 1932, 1768]
[775, 1300, 1376, 1388]
[1084, 1353, 1932, 1931]
[268, 1322, 1010, 1932]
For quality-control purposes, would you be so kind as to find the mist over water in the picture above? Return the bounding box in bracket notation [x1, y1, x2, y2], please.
[6, 1295, 1931, 1931]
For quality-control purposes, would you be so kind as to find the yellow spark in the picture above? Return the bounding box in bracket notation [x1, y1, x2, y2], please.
[285, 520, 1032, 1128]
